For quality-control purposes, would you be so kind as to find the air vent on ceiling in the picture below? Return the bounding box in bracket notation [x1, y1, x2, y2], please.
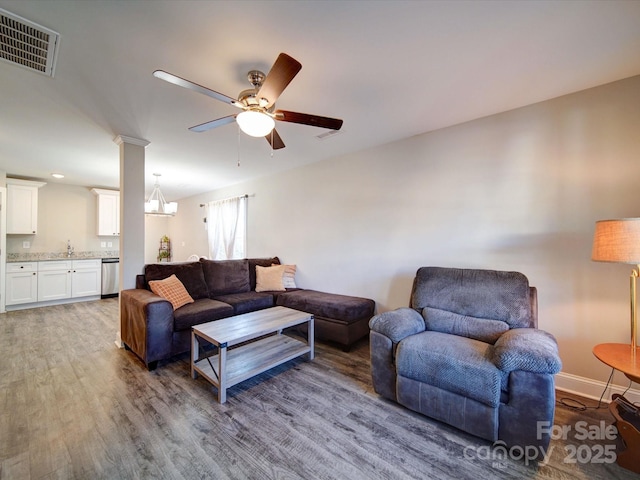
[0, 8, 60, 77]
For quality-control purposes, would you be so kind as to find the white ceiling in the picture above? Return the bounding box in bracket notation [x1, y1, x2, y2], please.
[1, 0, 640, 201]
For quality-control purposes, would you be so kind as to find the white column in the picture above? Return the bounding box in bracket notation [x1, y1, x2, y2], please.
[114, 134, 149, 347]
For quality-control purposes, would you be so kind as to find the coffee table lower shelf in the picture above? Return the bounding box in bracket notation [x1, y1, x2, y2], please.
[192, 334, 311, 400]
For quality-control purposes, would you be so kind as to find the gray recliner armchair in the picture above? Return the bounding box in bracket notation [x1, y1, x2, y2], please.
[369, 267, 561, 455]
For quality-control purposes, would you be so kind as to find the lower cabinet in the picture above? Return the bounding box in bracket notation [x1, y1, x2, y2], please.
[38, 261, 73, 301]
[71, 259, 101, 297]
[6, 262, 38, 305]
[6, 259, 102, 308]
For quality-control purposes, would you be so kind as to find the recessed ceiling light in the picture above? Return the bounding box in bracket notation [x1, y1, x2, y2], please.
[51, 173, 64, 178]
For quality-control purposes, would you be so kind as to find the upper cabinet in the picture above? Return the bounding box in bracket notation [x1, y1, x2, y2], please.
[92, 188, 120, 236]
[7, 179, 46, 234]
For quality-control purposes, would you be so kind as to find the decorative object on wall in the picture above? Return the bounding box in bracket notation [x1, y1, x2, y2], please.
[592, 218, 640, 353]
[145, 174, 178, 216]
[152, 53, 343, 150]
[157, 235, 171, 262]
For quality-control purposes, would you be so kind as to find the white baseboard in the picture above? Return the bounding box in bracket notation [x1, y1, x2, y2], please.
[555, 371, 640, 405]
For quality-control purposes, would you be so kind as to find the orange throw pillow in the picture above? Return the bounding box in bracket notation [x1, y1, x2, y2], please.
[148, 274, 194, 310]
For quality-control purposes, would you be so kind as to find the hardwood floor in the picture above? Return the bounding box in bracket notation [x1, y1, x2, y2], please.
[1, 299, 638, 479]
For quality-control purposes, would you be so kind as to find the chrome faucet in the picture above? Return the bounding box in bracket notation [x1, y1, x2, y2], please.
[67, 239, 74, 257]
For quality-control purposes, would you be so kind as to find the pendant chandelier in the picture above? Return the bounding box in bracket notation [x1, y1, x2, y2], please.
[145, 173, 178, 216]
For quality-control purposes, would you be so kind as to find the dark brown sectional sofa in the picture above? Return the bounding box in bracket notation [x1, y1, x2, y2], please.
[120, 257, 375, 370]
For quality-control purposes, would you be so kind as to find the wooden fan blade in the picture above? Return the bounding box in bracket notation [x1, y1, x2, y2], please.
[189, 115, 237, 132]
[256, 53, 302, 108]
[264, 129, 285, 150]
[153, 70, 242, 108]
[274, 110, 343, 130]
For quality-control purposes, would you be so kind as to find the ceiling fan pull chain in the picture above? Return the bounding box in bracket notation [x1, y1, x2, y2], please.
[237, 123, 241, 167]
[270, 130, 274, 158]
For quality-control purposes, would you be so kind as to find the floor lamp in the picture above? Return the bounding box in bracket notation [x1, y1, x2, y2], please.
[592, 218, 640, 357]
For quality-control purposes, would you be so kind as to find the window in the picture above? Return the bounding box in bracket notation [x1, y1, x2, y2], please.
[205, 196, 247, 260]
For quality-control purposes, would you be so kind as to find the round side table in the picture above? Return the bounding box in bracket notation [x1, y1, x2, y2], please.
[593, 343, 640, 384]
[592, 343, 640, 473]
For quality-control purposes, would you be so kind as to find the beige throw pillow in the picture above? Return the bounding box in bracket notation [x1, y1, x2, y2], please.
[255, 264, 286, 292]
[149, 274, 194, 310]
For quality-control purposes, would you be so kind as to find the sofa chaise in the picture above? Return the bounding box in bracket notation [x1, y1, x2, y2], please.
[120, 257, 375, 369]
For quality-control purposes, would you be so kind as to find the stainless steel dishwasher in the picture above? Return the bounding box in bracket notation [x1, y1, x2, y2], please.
[101, 258, 119, 298]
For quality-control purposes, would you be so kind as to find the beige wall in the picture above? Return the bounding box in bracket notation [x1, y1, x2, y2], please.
[6, 183, 117, 254]
[169, 75, 640, 398]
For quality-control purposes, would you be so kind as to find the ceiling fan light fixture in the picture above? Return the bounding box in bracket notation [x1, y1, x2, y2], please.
[236, 110, 275, 137]
[154, 53, 341, 151]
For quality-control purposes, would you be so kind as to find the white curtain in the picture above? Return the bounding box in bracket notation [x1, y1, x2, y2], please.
[205, 196, 247, 260]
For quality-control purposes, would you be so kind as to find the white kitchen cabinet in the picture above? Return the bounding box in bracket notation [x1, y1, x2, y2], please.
[71, 259, 101, 297]
[6, 262, 38, 305]
[7, 179, 46, 234]
[37, 260, 72, 301]
[36, 259, 101, 301]
[6, 259, 102, 309]
[92, 188, 120, 236]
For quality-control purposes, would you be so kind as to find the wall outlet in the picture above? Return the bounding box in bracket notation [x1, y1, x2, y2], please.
[107, 242, 113, 247]
[101, 242, 106, 248]
[22, 241, 30, 249]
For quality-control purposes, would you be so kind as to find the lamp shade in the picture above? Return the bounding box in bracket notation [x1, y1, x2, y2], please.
[236, 110, 275, 137]
[592, 218, 640, 264]
[164, 202, 178, 215]
[145, 199, 159, 213]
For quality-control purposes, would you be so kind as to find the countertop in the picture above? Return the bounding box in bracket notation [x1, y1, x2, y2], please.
[7, 251, 120, 262]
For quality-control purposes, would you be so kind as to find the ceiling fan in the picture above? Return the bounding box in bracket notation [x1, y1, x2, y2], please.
[153, 53, 343, 150]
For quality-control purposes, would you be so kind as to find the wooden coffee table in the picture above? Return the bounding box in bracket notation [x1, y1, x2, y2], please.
[191, 306, 314, 403]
